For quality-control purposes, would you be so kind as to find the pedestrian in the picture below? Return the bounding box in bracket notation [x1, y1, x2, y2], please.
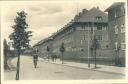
[51, 54, 54, 62]
[54, 54, 57, 62]
[33, 49, 38, 68]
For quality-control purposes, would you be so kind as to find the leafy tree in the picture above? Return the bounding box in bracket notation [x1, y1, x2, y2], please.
[4, 39, 10, 70]
[91, 36, 100, 68]
[59, 43, 65, 64]
[9, 11, 32, 80]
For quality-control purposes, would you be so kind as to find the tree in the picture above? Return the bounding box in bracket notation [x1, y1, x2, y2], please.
[91, 36, 100, 68]
[59, 43, 65, 64]
[9, 11, 32, 80]
[4, 39, 10, 70]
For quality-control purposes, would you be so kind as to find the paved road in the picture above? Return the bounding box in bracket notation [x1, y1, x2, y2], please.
[4, 56, 124, 80]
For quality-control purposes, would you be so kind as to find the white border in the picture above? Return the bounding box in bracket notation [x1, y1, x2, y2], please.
[1, 0, 128, 84]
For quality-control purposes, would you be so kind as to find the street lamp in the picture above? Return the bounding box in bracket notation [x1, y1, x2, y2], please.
[115, 45, 120, 66]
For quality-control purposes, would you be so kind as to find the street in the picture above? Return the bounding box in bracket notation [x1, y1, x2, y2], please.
[4, 56, 124, 80]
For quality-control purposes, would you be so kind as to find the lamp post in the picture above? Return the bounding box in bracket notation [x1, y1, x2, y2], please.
[87, 23, 90, 68]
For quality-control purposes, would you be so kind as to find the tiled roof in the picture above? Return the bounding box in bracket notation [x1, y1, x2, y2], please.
[75, 7, 108, 23]
[33, 36, 53, 47]
[105, 2, 125, 12]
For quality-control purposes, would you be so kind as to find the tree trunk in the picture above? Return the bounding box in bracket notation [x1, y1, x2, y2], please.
[16, 49, 21, 80]
[48, 52, 49, 62]
[4, 50, 9, 70]
[62, 52, 63, 64]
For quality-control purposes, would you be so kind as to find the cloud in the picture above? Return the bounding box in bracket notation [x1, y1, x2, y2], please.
[28, 4, 63, 16]
[1, 1, 118, 46]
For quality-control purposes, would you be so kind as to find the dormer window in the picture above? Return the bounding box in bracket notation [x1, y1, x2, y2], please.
[95, 16, 102, 20]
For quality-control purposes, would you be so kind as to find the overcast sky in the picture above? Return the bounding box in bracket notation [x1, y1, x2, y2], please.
[1, 0, 125, 46]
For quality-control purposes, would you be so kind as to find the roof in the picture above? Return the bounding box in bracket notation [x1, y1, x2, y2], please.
[75, 7, 108, 23]
[105, 2, 125, 12]
[33, 7, 108, 47]
[52, 7, 107, 38]
[51, 21, 73, 38]
[33, 36, 53, 47]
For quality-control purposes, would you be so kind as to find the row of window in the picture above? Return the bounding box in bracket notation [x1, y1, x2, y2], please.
[52, 47, 84, 52]
[81, 35, 103, 42]
[95, 16, 102, 21]
[80, 26, 107, 31]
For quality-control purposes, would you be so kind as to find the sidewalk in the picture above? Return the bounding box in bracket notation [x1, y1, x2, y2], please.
[40, 58, 125, 75]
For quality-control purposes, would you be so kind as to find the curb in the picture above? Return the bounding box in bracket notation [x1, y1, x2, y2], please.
[43, 60, 125, 76]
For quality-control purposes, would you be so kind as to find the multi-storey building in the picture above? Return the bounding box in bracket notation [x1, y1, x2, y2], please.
[105, 2, 125, 66]
[51, 7, 110, 61]
[33, 7, 117, 65]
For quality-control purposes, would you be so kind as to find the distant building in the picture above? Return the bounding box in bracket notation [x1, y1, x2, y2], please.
[105, 2, 125, 66]
[33, 37, 53, 58]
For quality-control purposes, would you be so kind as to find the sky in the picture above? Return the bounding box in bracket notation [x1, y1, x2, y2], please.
[1, 0, 126, 47]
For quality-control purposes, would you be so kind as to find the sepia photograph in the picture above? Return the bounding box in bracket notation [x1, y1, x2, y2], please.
[0, 0, 127, 83]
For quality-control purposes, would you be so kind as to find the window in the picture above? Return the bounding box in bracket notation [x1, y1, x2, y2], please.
[97, 24, 102, 30]
[81, 25, 85, 29]
[83, 35, 86, 40]
[80, 40, 83, 44]
[121, 6, 125, 15]
[115, 11, 118, 18]
[121, 41, 125, 50]
[115, 42, 118, 50]
[115, 25, 118, 34]
[96, 35, 102, 41]
[121, 24, 125, 33]
[103, 25, 108, 30]
[95, 16, 102, 20]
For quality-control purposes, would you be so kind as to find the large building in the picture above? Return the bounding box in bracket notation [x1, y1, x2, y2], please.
[33, 7, 116, 65]
[105, 2, 125, 66]
[51, 7, 111, 62]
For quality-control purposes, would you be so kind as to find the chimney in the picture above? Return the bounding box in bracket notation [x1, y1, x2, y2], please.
[82, 9, 88, 14]
[97, 6, 99, 9]
[78, 12, 82, 17]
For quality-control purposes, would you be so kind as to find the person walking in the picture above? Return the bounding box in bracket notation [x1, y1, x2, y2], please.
[33, 49, 38, 68]
[51, 54, 54, 62]
[54, 54, 57, 62]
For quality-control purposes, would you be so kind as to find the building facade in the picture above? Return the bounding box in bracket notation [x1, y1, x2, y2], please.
[33, 6, 122, 66]
[51, 7, 112, 63]
[105, 2, 125, 66]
